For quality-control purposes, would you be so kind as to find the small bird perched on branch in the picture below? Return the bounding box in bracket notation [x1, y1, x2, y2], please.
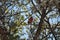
[28, 16, 33, 24]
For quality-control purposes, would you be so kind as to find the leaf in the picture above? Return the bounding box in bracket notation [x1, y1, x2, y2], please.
[21, 5, 27, 11]
[14, 20, 20, 26]
[21, 16, 24, 20]
[19, 29, 22, 31]
[22, 22, 27, 25]
[5, 9, 9, 13]
[34, 17, 38, 22]
[10, 26, 16, 32]
[13, 33, 18, 37]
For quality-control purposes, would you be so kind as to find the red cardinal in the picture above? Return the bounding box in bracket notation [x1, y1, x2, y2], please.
[28, 17, 33, 24]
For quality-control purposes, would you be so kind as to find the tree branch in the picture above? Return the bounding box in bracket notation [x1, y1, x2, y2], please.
[44, 18, 57, 40]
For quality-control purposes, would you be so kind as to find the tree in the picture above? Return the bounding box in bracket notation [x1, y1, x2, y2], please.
[0, 0, 60, 40]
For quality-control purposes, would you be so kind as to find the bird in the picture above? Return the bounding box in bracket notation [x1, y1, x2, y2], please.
[28, 16, 33, 24]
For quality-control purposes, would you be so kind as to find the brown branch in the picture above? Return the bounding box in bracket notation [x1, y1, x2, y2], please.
[31, 0, 41, 16]
[41, 32, 51, 40]
[31, 1, 47, 40]
[44, 18, 57, 40]
[31, 0, 49, 40]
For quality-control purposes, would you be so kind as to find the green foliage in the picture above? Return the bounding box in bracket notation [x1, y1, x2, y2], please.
[20, 15, 24, 20]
